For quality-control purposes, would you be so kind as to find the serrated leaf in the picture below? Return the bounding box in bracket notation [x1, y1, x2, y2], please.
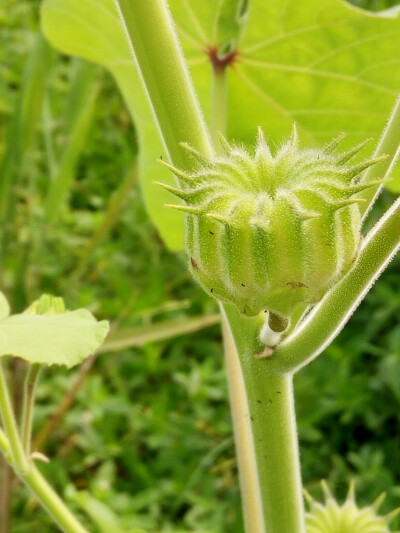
[41, 0, 400, 255]
[0, 308, 109, 368]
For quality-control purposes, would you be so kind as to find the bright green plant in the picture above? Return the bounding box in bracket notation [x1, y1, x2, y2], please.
[0, 0, 399, 532]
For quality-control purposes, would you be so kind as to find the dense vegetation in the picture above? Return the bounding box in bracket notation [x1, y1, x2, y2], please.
[1, 0, 400, 531]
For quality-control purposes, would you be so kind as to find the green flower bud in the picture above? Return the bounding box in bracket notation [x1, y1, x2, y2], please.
[160, 127, 384, 324]
[305, 481, 400, 533]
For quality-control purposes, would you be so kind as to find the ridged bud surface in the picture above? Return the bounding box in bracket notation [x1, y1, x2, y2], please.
[160, 127, 384, 321]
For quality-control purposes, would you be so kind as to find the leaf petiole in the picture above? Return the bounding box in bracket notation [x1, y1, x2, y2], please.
[21, 363, 41, 455]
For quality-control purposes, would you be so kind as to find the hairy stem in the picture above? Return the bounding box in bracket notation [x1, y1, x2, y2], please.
[222, 313, 265, 533]
[21, 364, 41, 454]
[0, 360, 28, 473]
[222, 306, 305, 533]
[20, 465, 89, 533]
[114, 0, 213, 167]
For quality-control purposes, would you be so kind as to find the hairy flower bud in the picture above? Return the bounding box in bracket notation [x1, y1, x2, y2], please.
[305, 481, 400, 533]
[160, 127, 384, 325]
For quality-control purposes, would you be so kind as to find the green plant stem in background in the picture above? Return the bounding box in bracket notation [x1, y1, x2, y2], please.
[20, 363, 41, 454]
[0, 34, 51, 224]
[21, 465, 89, 533]
[211, 69, 228, 149]
[0, 360, 29, 473]
[45, 61, 100, 223]
[114, 0, 214, 167]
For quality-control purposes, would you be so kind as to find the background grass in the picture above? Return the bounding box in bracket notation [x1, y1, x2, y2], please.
[1, 0, 400, 531]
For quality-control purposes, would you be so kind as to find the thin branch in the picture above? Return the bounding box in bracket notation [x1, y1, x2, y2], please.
[20, 364, 41, 455]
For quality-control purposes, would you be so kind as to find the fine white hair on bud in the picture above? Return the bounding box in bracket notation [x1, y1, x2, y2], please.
[304, 480, 400, 533]
[159, 126, 386, 330]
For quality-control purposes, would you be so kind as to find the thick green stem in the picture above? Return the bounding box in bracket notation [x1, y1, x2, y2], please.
[222, 315, 265, 533]
[222, 306, 305, 533]
[21, 363, 41, 454]
[0, 360, 28, 473]
[114, 0, 213, 167]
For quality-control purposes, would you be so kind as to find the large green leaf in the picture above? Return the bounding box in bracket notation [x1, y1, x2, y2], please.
[41, 0, 400, 251]
[0, 293, 109, 367]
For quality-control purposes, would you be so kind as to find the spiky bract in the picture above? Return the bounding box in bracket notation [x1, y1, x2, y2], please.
[161, 127, 384, 322]
[305, 481, 400, 533]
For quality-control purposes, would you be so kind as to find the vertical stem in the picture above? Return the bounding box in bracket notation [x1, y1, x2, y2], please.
[21, 364, 41, 454]
[0, 360, 28, 473]
[248, 372, 304, 533]
[211, 68, 228, 147]
[222, 316, 265, 533]
[222, 307, 305, 533]
[114, 0, 213, 168]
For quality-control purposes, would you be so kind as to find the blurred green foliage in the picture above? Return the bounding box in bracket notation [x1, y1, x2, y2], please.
[1, 0, 400, 531]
